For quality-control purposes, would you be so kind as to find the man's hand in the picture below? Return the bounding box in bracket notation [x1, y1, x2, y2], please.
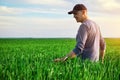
[54, 56, 68, 62]
[100, 50, 105, 64]
[54, 51, 76, 62]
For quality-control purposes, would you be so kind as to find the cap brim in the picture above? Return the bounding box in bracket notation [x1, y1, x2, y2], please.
[68, 10, 78, 14]
[68, 11, 73, 14]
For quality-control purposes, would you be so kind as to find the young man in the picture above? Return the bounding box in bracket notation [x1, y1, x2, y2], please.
[54, 4, 106, 62]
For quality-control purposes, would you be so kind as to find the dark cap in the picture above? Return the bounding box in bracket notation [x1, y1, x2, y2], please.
[68, 4, 87, 14]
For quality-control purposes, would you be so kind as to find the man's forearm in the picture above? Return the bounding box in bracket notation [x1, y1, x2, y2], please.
[66, 51, 76, 59]
[54, 51, 77, 62]
[100, 50, 105, 60]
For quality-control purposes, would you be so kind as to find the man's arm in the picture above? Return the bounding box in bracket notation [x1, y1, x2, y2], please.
[100, 50, 105, 63]
[99, 32, 106, 63]
[54, 24, 88, 62]
[54, 51, 76, 62]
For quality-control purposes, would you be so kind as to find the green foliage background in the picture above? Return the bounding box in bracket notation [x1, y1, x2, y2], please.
[0, 38, 120, 80]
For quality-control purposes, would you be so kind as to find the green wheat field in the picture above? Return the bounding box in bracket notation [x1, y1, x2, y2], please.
[0, 38, 120, 80]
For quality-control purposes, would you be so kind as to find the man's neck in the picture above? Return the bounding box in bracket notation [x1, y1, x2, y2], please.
[81, 16, 88, 23]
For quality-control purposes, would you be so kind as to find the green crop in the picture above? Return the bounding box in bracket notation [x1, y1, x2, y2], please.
[0, 38, 120, 80]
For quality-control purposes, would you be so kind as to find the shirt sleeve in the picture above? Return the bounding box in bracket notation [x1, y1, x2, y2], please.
[73, 24, 88, 56]
[100, 33, 106, 51]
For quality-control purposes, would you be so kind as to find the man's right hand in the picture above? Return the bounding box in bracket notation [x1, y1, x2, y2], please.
[54, 51, 76, 62]
[54, 56, 68, 62]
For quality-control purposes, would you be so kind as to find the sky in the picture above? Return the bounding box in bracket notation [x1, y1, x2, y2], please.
[0, 0, 120, 38]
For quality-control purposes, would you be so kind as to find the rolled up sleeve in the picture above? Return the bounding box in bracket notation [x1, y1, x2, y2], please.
[73, 24, 88, 56]
[100, 34, 106, 51]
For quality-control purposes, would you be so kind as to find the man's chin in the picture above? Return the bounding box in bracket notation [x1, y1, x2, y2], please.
[76, 20, 80, 23]
[76, 20, 79, 22]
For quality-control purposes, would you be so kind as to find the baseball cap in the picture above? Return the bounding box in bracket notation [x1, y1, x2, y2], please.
[68, 4, 87, 14]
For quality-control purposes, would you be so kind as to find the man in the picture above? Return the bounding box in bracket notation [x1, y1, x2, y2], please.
[54, 4, 106, 62]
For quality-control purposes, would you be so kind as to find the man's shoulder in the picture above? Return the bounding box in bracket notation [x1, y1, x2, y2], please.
[83, 19, 94, 25]
[81, 20, 92, 30]
[82, 19, 99, 28]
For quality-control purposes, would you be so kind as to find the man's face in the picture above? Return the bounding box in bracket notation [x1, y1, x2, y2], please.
[73, 11, 83, 22]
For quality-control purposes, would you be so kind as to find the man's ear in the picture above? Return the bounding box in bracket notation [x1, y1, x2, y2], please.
[82, 10, 86, 15]
[82, 10, 87, 16]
